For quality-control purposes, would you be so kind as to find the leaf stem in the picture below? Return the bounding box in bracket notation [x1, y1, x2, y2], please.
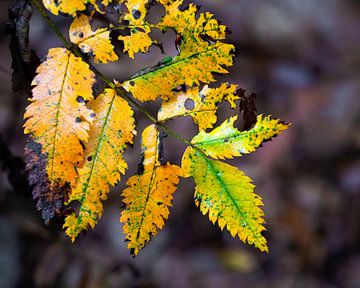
[31, 0, 192, 146]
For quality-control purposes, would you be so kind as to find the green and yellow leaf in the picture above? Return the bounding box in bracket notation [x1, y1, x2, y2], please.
[24, 47, 95, 196]
[63, 89, 136, 241]
[120, 41, 234, 101]
[182, 147, 268, 252]
[192, 115, 290, 160]
[158, 83, 239, 130]
[120, 124, 181, 256]
[43, 0, 112, 16]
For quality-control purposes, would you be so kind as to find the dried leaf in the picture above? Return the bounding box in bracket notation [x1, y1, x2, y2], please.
[24, 47, 95, 221]
[182, 147, 268, 252]
[42, 0, 112, 16]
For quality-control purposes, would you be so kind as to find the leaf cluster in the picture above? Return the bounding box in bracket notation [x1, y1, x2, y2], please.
[24, 0, 290, 256]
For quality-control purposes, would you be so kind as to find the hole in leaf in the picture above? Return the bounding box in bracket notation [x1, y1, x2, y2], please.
[184, 98, 195, 111]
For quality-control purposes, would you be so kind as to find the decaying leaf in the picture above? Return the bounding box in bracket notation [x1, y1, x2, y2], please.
[42, 0, 112, 16]
[120, 124, 181, 256]
[69, 14, 118, 64]
[182, 147, 268, 252]
[64, 89, 136, 241]
[120, 42, 234, 101]
[158, 83, 239, 130]
[24, 47, 95, 221]
[25, 140, 70, 222]
[118, 0, 234, 101]
[192, 115, 290, 160]
[117, 0, 154, 58]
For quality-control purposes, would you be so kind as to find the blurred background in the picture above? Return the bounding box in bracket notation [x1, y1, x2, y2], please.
[1, 0, 360, 287]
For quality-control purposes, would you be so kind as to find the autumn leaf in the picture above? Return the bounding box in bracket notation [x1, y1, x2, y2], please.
[192, 115, 290, 160]
[24, 47, 95, 221]
[42, 0, 112, 16]
[118, 0, 234, 101]
[117, 0, 154, 58]
[158, 83, 239, 130]
[25, 140, 70, 223]
[63, 89, 136, 241]
[182, 147, 268, 252]
[69, 14, 118, 64]
[120, 124, 181, 256]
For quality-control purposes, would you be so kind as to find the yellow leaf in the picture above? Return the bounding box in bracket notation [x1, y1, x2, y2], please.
[160, 0, 227, 42]
[24, 47, 95, 192]
[118, 28, 154, 59]
[69, 15, 118, 64]
[120, 42, 234, 101]
[116, 1, 154, 58]
[63, 89, 136, 241]
[118, 0, 148, 24]
[118, 0, 234, 101]
[120, 124, 181, 256]
[182, 147, 268, 252]
[158, 83, 239, 130]
[43, 0, 112, 16]
[192, 115, 290, 160]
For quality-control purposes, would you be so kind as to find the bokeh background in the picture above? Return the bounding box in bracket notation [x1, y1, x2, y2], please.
[1, 0, 360, 287]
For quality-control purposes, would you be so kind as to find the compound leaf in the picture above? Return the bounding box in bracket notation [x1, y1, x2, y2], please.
[64, 89, 136, 241]
[192, 115, 290, 160]
[158, 83, 239, 130]
[182, 147, 268, 252]
[24, 47, 95, 221]
[69, 14, 118, 64]
[120, 124, 181, 256]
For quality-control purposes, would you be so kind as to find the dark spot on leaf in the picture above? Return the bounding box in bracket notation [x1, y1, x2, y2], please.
[76, 96, 84, 103]
[184, 98, 195, 111]
[132, 9, 141, 20]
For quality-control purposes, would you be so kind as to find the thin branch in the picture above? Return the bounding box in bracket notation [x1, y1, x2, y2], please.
[31, 0, 192, 146]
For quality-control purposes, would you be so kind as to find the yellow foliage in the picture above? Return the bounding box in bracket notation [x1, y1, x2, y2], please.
[192, 115, 290, 160]
[69, 15, 118, 63]
[63, 89, 136, 241]
[160, 0, 227, 42]
[120, 42, 234, 101]
[120, 125, 181, 256]
[158, 83, 239, 130]
[118, 0, 234, 101]
[182, 147, 268, 252]
[43, 0, 111, 16]
[24, 47, 95, 188]
[117, 0, 154, 58]
[118, 28, 154, 59]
